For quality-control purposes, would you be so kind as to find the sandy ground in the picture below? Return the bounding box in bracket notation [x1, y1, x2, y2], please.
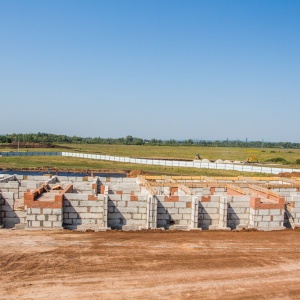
[1, 229, 300, 300]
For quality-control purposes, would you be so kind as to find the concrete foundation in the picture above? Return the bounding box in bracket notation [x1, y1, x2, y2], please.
[0, 174, 299, 231]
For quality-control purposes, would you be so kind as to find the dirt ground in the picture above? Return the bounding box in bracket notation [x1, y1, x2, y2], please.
[1, 230, 300, 300]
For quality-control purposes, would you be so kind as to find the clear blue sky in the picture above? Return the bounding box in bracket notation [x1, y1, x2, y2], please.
[1, 0, 299, 142]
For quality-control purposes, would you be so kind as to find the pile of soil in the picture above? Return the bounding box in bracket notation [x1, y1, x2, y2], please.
[127, 169, 145, 177]
[278, 172, 300, 178]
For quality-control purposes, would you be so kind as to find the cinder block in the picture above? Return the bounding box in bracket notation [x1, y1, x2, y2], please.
[31, 221, 41, 227]
[75, 207, 88, 213]
[43, 208, 52, 214]
[31, 208, 41, 214]
[26, 215, 36, 221]
[138, 207, 147, 213]
[64, 207, 76, 213]
[37, 215, 46, 221]
[109, 212, 123, 218]
[174, 202, 187, 208]
[201, 202, 219, 208]
[157, 214, 170, 220]
[181, 213, 191, 220]
[69, 213, 78, 219]
[43, 221, 53, 227]
[52, 221, 62, 227]
[90, 207, 102, 213]
[52, 208, 62, 215]
[268, 209, 282, 215]
[48, 215, 58, 221]
[157, 208, 167, 214]
[167, 208, 179, 214]
[178, 208, 191, 214]
[133, 213, 142, 219]
[72, 219, 82, 225]
[158, 202, 175, 208]
[178, 219, 189, 225]
[273, 215, 284, 221]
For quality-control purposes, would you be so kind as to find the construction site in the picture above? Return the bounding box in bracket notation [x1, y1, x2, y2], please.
[1, 173, 300, 231]
[1, 173, 300, 299]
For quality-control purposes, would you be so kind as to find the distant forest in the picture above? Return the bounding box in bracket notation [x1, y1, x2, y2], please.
[0, 133, 300, 149]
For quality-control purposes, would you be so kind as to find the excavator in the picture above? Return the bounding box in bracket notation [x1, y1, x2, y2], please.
[194, 154, 201, 160]
[244, 156, 259, 164]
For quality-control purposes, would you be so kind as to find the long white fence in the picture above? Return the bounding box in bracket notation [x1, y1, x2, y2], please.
[61, 152, 299, 175]
[1, 151, 299, 175]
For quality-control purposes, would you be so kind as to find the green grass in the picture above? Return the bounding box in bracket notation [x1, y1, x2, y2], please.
[1, 143, 300, 176]
[0, 156, 269, 177]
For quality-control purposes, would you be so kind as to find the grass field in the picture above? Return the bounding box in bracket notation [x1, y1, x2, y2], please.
[1, 143, 300, 176]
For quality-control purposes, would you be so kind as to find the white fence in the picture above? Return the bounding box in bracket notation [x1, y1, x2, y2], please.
[61, 152, 298, 175]
[0, 151, 298, 174]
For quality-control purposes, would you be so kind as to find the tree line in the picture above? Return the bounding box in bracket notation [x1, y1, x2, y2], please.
[0, 133, 300, 149]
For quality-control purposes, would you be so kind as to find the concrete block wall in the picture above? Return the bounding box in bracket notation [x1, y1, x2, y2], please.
[63, 194, 107, 230]
[287, 196, 300, 226]
[26, 207, 63, 229]
[1, 192, 22, 228]
[0, 182, 20, 200]
[199, 195, 221, 229]
[147, 196, 157, 229]
[190, 196, 199, 229]
[273, 188, 300, 201]
[227, 195, 251, 229]
[219, 196, 228, 229]
[1, 175, 298, 231]
[156, 195, 194, 229]
[107, 193, 148, 230]
[249, 208, 285, 230]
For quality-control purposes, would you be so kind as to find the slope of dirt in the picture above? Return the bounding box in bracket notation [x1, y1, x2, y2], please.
[0, 230, 300, 299]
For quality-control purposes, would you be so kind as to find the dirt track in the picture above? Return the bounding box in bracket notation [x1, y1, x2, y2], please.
[1, 230, 300, 299]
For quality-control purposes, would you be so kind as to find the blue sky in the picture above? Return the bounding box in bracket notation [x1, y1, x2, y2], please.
[1, 0, 299, 142]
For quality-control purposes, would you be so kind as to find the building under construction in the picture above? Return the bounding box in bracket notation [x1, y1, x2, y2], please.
[0, 174, 299, 231]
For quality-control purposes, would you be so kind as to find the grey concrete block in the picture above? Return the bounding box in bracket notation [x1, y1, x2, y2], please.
[48, 215, 58, 221]
[31, 208, 41, 214]
[37, 215, 46, 221]
[52, 208, 62, 214]
[52, 221, 62, 227]
[69, 213, 78, 219]
[2, 205, 13, 212]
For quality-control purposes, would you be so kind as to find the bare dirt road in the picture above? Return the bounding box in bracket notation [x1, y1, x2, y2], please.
[1, 229, 300, 299]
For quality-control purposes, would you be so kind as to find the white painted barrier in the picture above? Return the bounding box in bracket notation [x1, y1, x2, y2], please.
[1, 151, 299, 174]
[59, 151, 300, 174]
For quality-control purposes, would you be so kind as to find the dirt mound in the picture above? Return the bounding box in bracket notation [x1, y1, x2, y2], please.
[278, 172, 300, 178]
[127, 169, 145, 177]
